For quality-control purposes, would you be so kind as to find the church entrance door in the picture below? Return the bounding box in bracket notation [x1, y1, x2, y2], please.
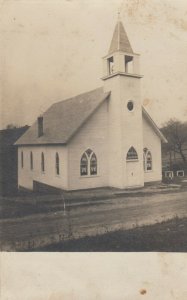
[126, 161, 141, 187]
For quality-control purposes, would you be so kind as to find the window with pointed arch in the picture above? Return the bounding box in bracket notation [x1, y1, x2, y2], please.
[41, 152, 45, 173]
[55, 152, 60, 175]
[30, 151, 33, 170]
[126, 146, 138, 161]
[21, 151, 24, 168]
[143, 148, 152, 171]
[80, 149, 97, 176]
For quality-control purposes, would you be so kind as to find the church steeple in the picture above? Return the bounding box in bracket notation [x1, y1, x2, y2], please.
[108, 21, 133, 55]
[102, 17, 144, 189]
[102, 19, 142, 80]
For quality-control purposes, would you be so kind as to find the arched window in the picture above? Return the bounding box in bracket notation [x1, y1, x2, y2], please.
[90, 153, 97, 175]
[21, 151, 24, 168]
[30, 151, 33, 170]
[80, 149, 97, 176]
[146, 151, 152, 171]
[55, 152, 60, 175]
[143, 148, 152, 171]
[80, 153, 88, 176]
[126, 147, 138, 160]
[143, 152, 146, 171]
[41, 152, 45, 172]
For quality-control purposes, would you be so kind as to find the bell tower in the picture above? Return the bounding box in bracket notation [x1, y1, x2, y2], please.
[102, 19, 144, 188]
[102, 21, 140, 78]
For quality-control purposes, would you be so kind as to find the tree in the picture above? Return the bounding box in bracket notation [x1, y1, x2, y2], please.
[6, 124, 17, 129]
[161, 119, 187, 163]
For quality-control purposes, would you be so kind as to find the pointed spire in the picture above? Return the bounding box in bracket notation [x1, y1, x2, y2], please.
[108, 21, 133, 55]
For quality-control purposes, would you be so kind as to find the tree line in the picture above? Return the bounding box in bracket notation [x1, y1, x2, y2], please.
[161, 119, 187, 168]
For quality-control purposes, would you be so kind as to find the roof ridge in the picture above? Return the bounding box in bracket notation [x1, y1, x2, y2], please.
[142, 106, 167, 143]
[15, 87, 110, 145]
[51, 87, 103, 107]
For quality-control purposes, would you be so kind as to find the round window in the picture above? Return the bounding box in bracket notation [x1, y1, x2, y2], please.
[127, 101, 134, 111]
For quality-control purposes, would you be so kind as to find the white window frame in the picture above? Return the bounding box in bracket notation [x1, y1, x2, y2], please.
[164, 171, 174, 179]
[80, 149, 97, 177]
[176, 170, 184, 177]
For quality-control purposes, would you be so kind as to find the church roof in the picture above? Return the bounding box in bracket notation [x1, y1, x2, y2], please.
[108, 21, 133, 55]
[15, 86, 166, 146]
[15, 87, 110, 145]
[142, 107, 167, 143]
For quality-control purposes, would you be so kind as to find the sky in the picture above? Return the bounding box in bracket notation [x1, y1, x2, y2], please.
[0, 0, 187, 129]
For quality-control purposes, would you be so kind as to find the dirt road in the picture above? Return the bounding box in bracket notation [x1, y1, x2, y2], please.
[1, 190, 187, 250]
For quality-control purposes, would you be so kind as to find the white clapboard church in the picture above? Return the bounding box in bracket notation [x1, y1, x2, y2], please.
[15, 20, 167, 191]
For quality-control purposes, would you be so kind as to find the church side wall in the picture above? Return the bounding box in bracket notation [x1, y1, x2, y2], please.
[18, 145, 68, 190]
[67, 101, 108, 190]
[143, 117, 162, 183]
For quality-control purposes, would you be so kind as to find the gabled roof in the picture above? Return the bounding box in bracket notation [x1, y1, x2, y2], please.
[15, 86, 166, 146]
[142, 106, 167, 143]
[108, 21, 133, 55]
[15, 88, 110, 145]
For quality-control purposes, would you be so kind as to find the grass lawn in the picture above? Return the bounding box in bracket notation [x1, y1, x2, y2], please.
[0, 194, 62, 219]
[35, 217, 187, 252]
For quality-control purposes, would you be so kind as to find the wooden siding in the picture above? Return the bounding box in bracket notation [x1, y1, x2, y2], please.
[143, 116, 162, 183]
[18, 145, 68, 190]
[67, 101, 109, 190]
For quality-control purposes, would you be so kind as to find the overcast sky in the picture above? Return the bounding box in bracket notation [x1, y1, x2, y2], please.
[0, 0, 187, 129]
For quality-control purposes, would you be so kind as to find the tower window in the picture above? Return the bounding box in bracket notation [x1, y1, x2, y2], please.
[127, 101, 134, 111]
[80, 149, 97, 176]
[108, 56, 114, 75]
[125, 55, 133, 73]
[126, 147, 138, 160]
